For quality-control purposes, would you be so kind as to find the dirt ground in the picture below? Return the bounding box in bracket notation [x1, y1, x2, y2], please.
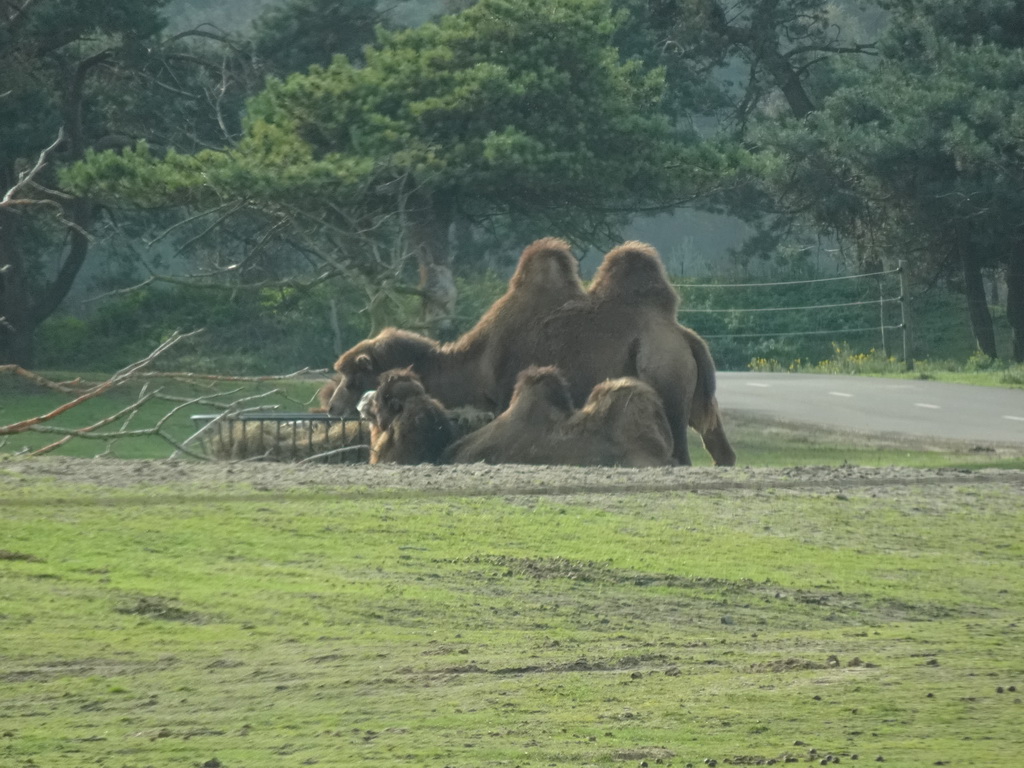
[3, 454, 1023, 499]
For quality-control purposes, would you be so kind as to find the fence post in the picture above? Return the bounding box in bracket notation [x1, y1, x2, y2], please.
[898, 260, 914, 371]
[877, 275, 888, 358]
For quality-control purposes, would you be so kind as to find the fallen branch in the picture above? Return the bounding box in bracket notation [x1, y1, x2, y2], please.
[0, 329, 203, 436]
[0, 333, 352, 461]
[29, 390, 159, 456]
[23, 388, 280, 461]
[0, 365, 87, 394]
[135, 368, 329, 382]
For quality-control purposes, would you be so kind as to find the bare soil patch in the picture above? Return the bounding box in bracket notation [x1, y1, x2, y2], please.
[2, 454, 1023, 500]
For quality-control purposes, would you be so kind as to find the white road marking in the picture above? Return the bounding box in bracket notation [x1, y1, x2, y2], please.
[914, 403, 941, 409]
[746, 382, 771, 388]
[1004, 415, 1024, 423]
[829, 391, 853, 398]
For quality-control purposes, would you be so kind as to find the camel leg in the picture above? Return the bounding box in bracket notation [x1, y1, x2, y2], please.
[699, 420, 736, 466]
[669, 411, 692, 466]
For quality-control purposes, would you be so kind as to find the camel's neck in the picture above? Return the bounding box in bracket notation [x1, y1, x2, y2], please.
[418, 342, 493, 412]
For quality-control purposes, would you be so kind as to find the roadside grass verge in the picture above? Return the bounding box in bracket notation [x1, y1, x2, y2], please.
[749, 345, 1024, 389]
[2, 472, 1022, 767]
[719, 414, 1024, 471]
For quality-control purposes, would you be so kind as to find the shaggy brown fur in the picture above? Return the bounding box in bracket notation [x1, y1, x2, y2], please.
[328, 239, 734, 466]
[365, 368, 457, 465]
[328, 237, 583, 416]
[589, 241, 679, 315]
[328, 327, 483, 416]
[467, 237, 586, 404]
[444, 366, 673, 467]
[310, 378, 339, 413]
[529, 242, 735, 466]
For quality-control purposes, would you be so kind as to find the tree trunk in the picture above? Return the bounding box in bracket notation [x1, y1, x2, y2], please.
[406, 191, 457, 338]
[757, 47, 816, 119]
[0, 52, 106, 365]
[0, 207, 37, 366]
[1007, 252, 1024, 363]
[0, 196, 95, 366]
[699, 0, 817, 119]
[961, 247, 998, 358]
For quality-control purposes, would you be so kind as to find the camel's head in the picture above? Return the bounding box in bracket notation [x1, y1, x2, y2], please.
[328, 342, 383, 417]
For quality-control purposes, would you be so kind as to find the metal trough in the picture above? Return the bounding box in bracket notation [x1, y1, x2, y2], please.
[190, 412, 371, 463]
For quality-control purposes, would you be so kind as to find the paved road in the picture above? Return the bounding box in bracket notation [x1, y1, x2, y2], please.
[717, 372, 1024, 447]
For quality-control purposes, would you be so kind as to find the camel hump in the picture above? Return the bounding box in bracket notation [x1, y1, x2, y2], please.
[512, 365, 576, 417]
[590, 241, 679, 313]
[509, 237, 582, 292]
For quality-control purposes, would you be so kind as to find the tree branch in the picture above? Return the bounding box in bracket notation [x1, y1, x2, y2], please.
[1, 128, 65, 208]
[0, 329, 203, 436]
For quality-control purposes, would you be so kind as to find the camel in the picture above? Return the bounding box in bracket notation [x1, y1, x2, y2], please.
[329, 239, 735, 466]
[361, 368, 456, 465]
[444, 366, 674, 467]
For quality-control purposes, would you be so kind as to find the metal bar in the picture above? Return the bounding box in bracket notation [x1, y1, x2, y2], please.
[701, 324, 904, 340]
[679, 298, 900, 314]
[678, 268, 900, 289]
[878, 275, 888, 358]
[898, 260, 914, 371]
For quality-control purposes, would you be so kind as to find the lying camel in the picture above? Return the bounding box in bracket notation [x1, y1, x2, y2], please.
[443, 366, 674, 467]
[361, 368, 456, 465]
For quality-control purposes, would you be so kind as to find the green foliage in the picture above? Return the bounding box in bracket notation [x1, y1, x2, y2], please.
[679, 271, 908, 370]
[70, 0, 713, 238]
[742, 1, 1024, 359]
[252, 0, 385, 74]
[746, 340, 1024, 388]
[682, 265, 1015, 371]
[0, 0, 267, 365]
[35, 281, 373, 374]
[750, 343, 904, 375]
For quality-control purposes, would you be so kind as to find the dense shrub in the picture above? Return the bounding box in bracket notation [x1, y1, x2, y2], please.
[677, 273, 1009, 371]
[37, 280, 374, 374]
[34, 263, 1003, 375]
[678, 273, 908, 370]
[36, 273, 509, 375]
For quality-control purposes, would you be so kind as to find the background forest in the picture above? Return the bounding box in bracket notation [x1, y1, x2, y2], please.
[2, 0, 1023, 374]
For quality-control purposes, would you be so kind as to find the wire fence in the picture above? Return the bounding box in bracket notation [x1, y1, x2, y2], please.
[673, 261, 913, 370]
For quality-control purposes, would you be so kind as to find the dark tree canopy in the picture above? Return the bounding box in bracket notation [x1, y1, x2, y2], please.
[69, 0, 726, 332]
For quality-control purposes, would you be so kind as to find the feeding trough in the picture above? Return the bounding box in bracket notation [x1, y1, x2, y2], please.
[190, 412, 371, 463]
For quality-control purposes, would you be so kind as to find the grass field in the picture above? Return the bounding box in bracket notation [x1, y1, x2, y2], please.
[2, 460, 1023, 767]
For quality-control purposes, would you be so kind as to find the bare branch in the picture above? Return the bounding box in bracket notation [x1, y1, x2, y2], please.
[1, 128, 65, 208]
[0, 329, 203, 436]
[30, 390, 159, 456]
[0, 364, 87, 393]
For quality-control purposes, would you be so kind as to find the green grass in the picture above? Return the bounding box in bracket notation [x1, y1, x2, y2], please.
[749, 344, 1024, 389]
[0, 372, 328, 459]
[719, 414, 1024, 470]
[2, 471, 1023, 766]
